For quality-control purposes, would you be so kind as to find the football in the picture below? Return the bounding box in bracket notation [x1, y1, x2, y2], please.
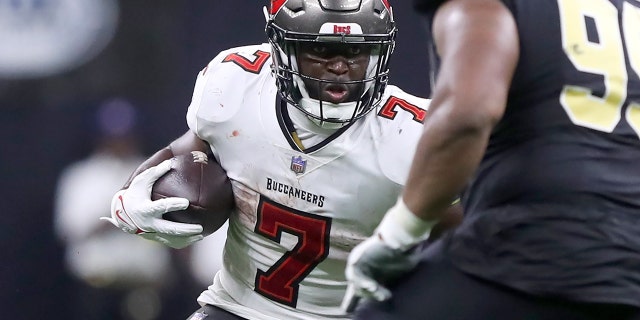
[151, 151, 234, 237]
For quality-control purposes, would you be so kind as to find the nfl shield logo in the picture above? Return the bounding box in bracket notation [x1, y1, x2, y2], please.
[290, 156, 307, 174]
[187, 312, 207, 320]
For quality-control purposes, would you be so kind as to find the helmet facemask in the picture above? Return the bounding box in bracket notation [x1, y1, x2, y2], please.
[265, 0, 396, 128]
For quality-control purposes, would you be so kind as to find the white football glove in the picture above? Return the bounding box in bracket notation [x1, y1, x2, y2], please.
[343, 233, 418, 306]
[343, 198, 436, 311]
[101, 159, 204, 249]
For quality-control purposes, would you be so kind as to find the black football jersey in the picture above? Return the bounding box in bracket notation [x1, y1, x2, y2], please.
[419, 0, 640, 307]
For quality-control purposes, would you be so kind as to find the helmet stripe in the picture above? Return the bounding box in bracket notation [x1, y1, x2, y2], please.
[381, 0, 391, 11]
[271, 0, 287, 15]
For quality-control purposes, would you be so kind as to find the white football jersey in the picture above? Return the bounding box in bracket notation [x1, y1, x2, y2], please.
[187, 43, 430, 320]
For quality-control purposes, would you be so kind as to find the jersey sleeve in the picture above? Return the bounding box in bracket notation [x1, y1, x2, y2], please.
[186, 43, 272, 139]
[376, 85, 431, 185]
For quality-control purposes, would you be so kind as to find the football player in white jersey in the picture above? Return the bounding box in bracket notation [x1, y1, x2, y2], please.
[102, 0, 461, 319]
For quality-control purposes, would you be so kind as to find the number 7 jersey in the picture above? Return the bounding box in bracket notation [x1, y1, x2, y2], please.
[186, 43, 429, 320]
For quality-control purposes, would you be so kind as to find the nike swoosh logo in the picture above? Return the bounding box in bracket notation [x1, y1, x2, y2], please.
[116, 195, 145, 234]
[115, 209, 136, 230]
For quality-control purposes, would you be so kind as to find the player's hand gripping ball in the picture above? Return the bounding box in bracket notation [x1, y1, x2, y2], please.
[151, 151, 234, 236]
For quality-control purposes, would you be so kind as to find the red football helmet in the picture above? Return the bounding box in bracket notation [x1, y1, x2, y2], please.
[265, 0, 397, 127]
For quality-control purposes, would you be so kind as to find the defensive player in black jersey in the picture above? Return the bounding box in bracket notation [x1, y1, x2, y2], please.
[344, 0, 640, 318]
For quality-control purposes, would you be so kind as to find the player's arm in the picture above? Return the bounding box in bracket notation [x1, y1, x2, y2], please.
[376, 0, 519, 249]
[122, 130, 209, 189]
[403, 0, 518, 221]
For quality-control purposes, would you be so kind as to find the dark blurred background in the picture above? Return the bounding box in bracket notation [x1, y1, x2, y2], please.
[0, 0, 430, 319]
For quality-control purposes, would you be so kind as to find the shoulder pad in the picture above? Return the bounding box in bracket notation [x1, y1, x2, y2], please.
[375, 85, 430, 184]
[378, 85, 430, 125]
[187, 43, 272, 133]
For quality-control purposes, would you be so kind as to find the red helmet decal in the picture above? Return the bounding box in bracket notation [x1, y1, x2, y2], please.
[271, 0, 287, 15]
[381, 0, 390, 10]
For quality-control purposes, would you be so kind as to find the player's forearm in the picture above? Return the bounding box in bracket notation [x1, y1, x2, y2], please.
[407, 0, 515, 223]
[402, 103, 493, 222]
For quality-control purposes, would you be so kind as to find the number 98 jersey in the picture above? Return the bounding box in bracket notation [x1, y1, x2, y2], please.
[186, 43, 429, 319]
[434, 0, 640, 308]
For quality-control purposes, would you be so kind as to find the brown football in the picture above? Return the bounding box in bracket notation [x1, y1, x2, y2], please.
[151, 151, 234, 237]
